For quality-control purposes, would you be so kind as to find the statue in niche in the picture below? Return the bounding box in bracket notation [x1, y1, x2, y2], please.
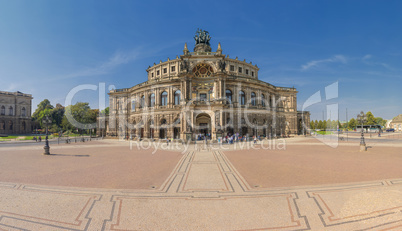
[180, 60, 189, 72]
[218, 60, 226, 72]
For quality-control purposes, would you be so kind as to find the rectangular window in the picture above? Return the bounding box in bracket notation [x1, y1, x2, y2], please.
[157, 70, 160, 75]
[246, 69, 249, 75]
[238, 67, 242, 73]
[230, 65, 234, 71]
[200, 93, 207, 101]
[151, 73, 154, 77]
[171, 66, 176, 72]
[251, 71, 254, 77]
[163, 68, 167, 73]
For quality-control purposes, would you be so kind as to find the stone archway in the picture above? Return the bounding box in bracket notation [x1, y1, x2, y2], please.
[159, 119, 167, 139]
[148, 119, 154, 138]
[173, 117, 181, 139]
[195, 113, 211, 139]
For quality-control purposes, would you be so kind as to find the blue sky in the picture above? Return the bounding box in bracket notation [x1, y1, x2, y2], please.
[0, 0, 401, 121]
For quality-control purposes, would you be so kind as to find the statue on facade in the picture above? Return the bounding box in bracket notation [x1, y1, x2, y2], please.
[180, 60, 189, 72]
[218, 60, 226, 72]
[194, 28, 211, 46]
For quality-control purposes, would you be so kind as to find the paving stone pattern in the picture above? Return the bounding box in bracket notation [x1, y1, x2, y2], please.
[0, 149, 401, 230]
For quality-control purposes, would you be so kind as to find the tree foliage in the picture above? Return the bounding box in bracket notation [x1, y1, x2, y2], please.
[32, 99, 54, 121]
[62, 102, 98, 132]
[32, 100, 98, 133]
[365, 111, 376, 125]
[101, 107, 109, 116]
[348, 118, 356, 129]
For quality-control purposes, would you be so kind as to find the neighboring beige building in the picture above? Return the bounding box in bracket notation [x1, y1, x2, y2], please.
[389, 114, 402, 131]
[102, 30, 310, 140]
[0, 91, 33, 134]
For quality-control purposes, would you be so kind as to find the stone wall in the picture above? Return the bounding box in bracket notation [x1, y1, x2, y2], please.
[0, 91, 32, 134]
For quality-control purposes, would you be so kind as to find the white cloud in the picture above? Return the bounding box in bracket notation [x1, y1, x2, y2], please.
[301, 55, 347, 71]
[361, 54, 394, 71]
[5, 83, 19, 92]
[55, 50, 141, 80]
[362, 54, 372, 60]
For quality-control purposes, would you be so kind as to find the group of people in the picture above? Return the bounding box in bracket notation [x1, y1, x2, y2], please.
[33, 136, 42, 142]
[196, 133, 211, 140]
[221, 133, 262, 144]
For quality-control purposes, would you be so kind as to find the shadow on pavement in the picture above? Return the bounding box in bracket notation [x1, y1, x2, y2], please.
[48, 154, 90, 157]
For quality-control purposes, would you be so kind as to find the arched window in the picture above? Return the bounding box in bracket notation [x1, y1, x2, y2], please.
[0, 120, 4, 130]
[269, 95, 272, 108]
[174, 90, 181, 105]
[226, 89, 232, 103]
[150, 93, 155, 107]
[141, 95, 145, 108]
[1, 106, 5, 115]
[261, 94, 265, 107]
[239, 91, 245, 105]
[8, 106, 13, 116]
[22, 107, 26, 117]
[161, 91, 168, 106]
[251, 92, 256, 106]
[8, 121, 13, 130]
[131, 100, 136, 111]
[118, 100, 122, 110]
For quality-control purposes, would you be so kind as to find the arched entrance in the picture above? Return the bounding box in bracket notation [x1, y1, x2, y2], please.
[252, 119, 258, 136]
[148, 119, 154, 138]
[196, 113, 211, 139]
[240, 118, 247, 136]
[173, 118, 180, 139]
[159, 119, 167, 139]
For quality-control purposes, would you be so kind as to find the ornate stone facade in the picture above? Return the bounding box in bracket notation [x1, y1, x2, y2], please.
[0, 91, 32, 135]
[104, 30, 309, 140]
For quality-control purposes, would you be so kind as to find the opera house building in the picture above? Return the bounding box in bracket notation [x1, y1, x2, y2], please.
[102, 30, 309, 140]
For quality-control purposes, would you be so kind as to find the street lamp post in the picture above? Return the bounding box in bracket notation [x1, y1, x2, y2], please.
[357, 111, 367, 151]
[42, 116, 52, 155]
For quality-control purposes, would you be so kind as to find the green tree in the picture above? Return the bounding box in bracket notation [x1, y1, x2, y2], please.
[38, 108, 53, 128]
[323, 120, 327, 130]
[62, 102, 97, 133]
[310, 121, 315, 129]
[375, 117, 387, 127]
[317, 120, 323, 130]
[366, 111, 376, 125]
[51, 103, 65, 129]
[101, 107, 109, 116]
[32, 99, 54, 128]
[314, 120, 318, 129]
[348, 118, 356, 130]
[32, 99, 53, 120]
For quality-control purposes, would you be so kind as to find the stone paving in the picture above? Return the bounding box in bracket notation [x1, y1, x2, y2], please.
[0, 139, 401, 230]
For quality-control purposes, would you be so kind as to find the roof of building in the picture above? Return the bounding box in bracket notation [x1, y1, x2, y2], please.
[391, 114, 402, 123]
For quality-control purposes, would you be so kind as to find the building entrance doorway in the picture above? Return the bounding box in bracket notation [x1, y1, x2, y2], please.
[241, 126, 248, 136]
[200, 123, 208, 136]
[160, 119, 167, 139]
[174, 127, 180, 139]
[196, 113, 211, 140]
